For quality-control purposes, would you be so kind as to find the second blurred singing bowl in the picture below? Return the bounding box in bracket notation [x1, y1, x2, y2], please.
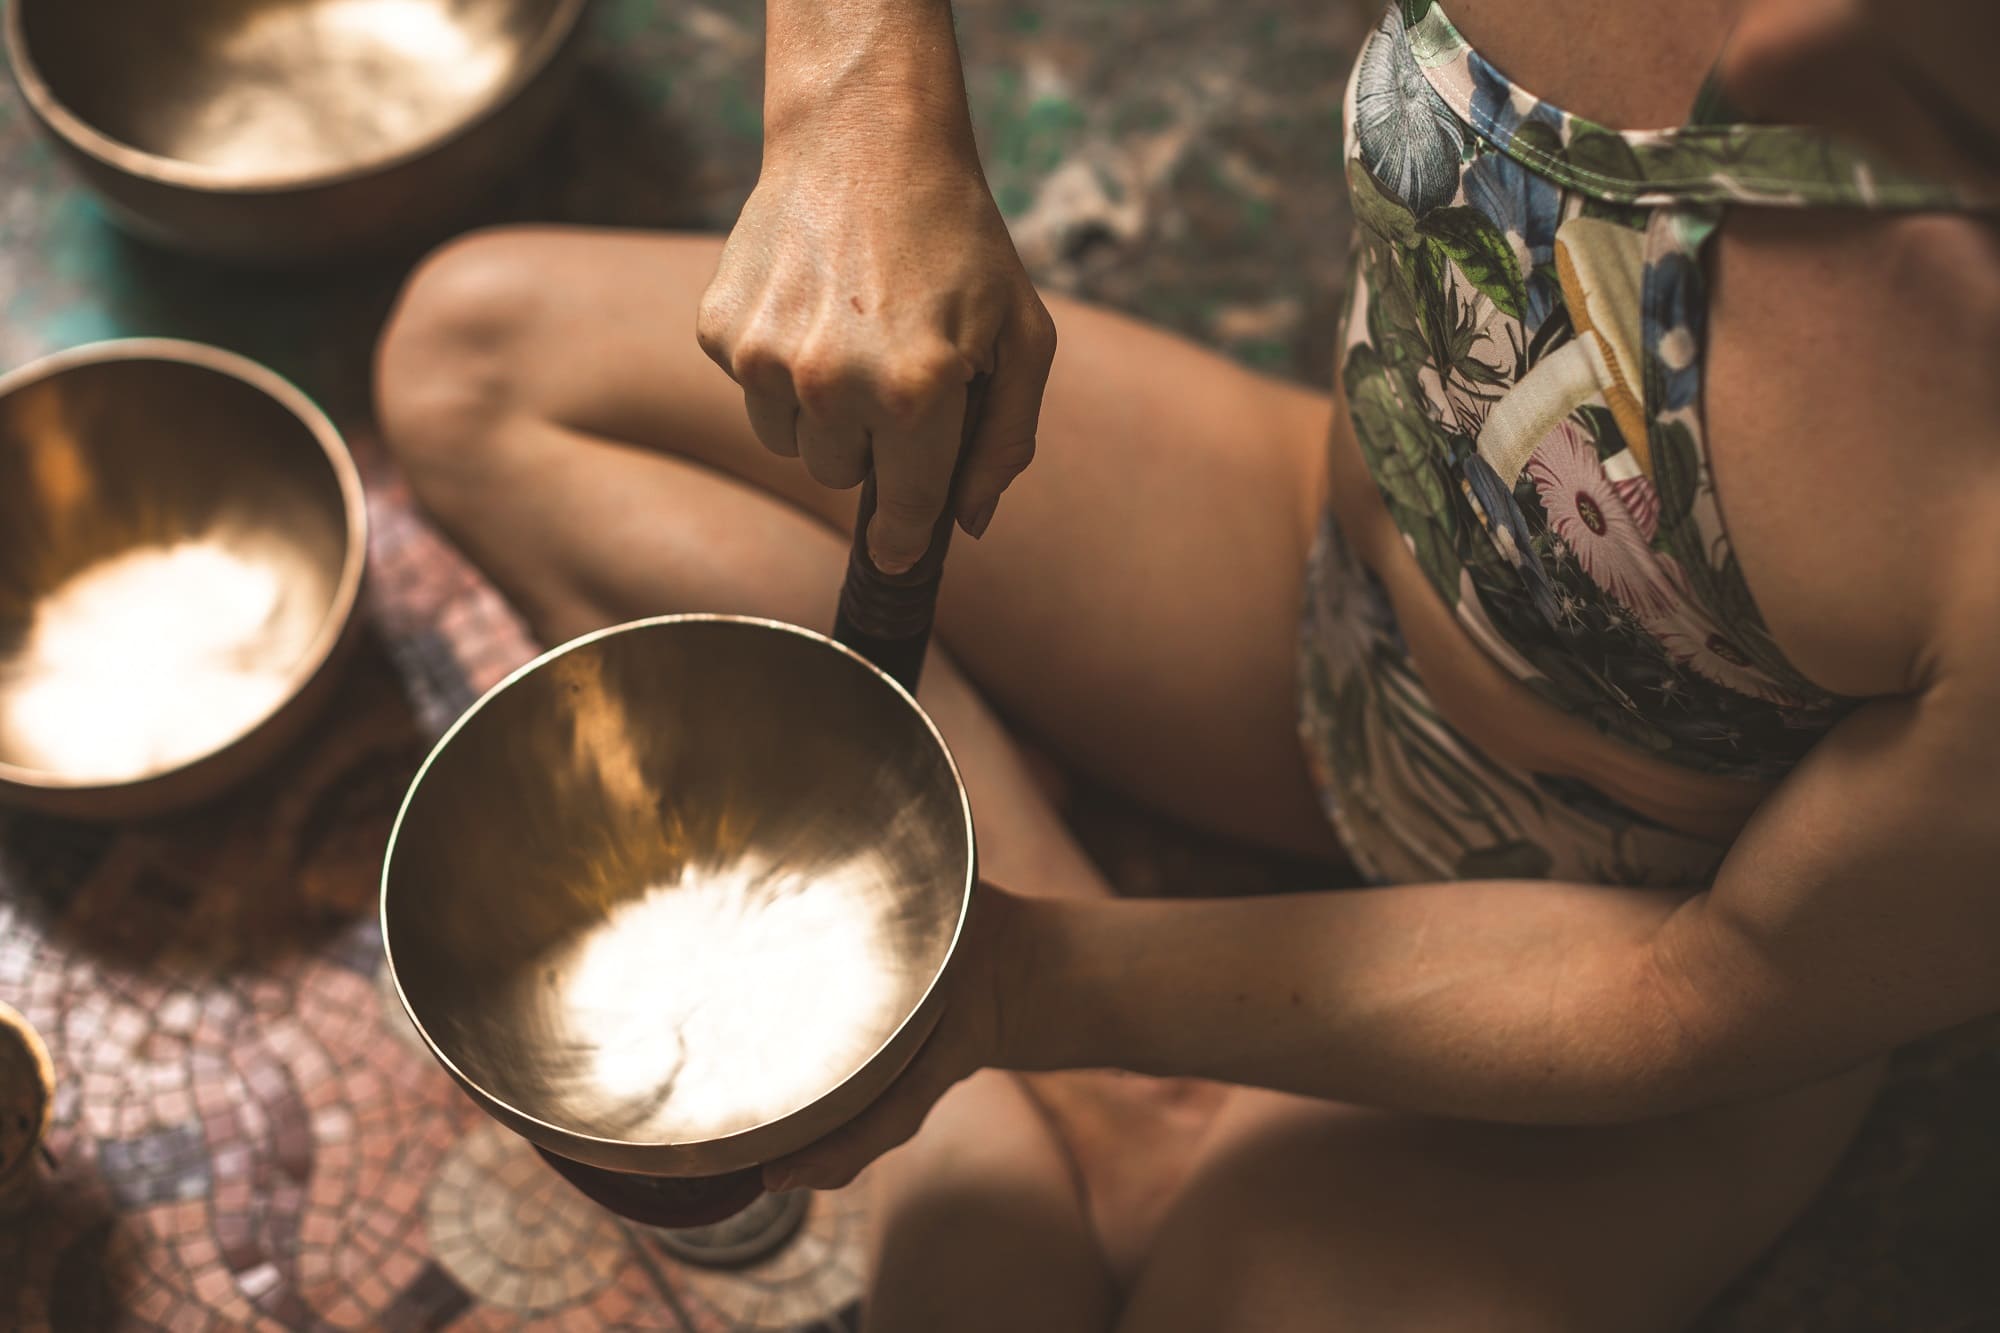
[381, 616, 976, 1214]
[0, 339, 366, 819]
[4, 0, 590, 263]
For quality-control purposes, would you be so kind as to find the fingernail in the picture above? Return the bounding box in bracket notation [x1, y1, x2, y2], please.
[964, 498, 999, 539]
[870, 547, 915, 575]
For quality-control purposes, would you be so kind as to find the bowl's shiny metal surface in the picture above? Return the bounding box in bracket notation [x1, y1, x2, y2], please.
[0, 340, 367, 818]
[0, 1000, 55, 1202]
[4, 0, 589, 262]
[382, 616, 975, 1178]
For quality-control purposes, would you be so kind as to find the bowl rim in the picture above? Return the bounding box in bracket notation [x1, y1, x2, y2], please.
[378, 613, 980, 1170]
[0, 999, 55, 1192]
[0, 337, 370, 794]
[3, 0, 592, 195]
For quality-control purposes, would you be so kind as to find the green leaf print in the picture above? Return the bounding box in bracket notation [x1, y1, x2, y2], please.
[1418, 207, 1527, 318]
[1399, 0, 1435, 26]
[1509, 118, 1565, 167]
[1360, 243, 1430, 372]
[1347, 158, 1420, 246]
[1410, 239, 1484, 389]
[1354, 394, 1448, 519]
[1640, 131, 1838, 192]
[1565, 129, 1644, 187]
[1455, 840, 1555, 881]
[1650, 420, 1702, 524]
[1407, 513, 1462, 605]
[1342, 340, 1389, 404]
[1572, 403, 1623, 451]
[1347, 349, 1453, 531]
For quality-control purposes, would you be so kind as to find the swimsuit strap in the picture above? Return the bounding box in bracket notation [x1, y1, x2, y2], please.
[1398, 0, 1986, 211]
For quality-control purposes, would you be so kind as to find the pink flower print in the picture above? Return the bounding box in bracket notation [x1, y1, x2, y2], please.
[1642, 557, 1799, 705]
[1524, 422, 1678, 619]
[1609, 473, 1659, 541]
[1651, 612, 1797, 705]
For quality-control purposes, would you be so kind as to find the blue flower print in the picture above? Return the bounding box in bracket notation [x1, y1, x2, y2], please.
[1642, 251, 1705, 411]
[1466, 52, 1563, 152]
[1461, 150, 1563, 331]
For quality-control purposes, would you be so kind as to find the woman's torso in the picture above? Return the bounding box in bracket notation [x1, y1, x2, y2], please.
[1312, 0, 1988, 857]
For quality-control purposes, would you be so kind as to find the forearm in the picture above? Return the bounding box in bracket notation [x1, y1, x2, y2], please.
[998, 879, 1833, 1126]
[763, 0, 972, 144]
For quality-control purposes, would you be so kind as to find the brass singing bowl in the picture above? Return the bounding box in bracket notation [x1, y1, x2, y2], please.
[4, 0, 589, 263]
[382, 616, 976, 1178]
[0, 340, 367, 818]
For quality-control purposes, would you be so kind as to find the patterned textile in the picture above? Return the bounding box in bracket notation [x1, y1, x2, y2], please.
[1301, 2, 1974, 883]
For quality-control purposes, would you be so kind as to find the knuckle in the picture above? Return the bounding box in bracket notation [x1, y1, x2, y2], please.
[986, 433, 1037, 475]
[874, 350, 962, 424]
[1023, 302, 1058, 360]
[693, 297, 731, 362]
[789, 355, 853, 417]
[729, 338, 789, 395]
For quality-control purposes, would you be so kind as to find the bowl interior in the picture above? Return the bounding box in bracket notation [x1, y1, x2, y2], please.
[0, 350, 356, 789]
[16, 0, 575, 183]
[383, 619, 973, 1151]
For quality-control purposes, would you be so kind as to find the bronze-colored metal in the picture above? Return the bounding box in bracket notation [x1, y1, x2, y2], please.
[0, 1001, 55, 1208]
[650, 1189, 812, 1268]
[381, 616, 976, 1179]
[0, 340, 368, 819]
[4, 0, 589, 263]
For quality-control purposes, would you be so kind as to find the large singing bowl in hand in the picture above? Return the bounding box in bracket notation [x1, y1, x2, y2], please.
[380, 615, 976, 1213]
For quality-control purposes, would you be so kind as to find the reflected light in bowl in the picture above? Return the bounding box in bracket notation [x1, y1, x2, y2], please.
[0, 538, 309, 783]
[525, 852, 908, 1144]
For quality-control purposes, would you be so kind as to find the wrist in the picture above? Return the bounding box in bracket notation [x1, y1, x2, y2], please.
[762, 0, 974, 157]
[986, 891, 1108, 1074]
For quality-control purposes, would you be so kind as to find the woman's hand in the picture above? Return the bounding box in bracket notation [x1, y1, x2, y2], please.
[697, 3, 1056, 573]
[761, 881, 1026, 1192]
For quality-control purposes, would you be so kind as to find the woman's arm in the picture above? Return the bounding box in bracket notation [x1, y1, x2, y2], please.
[762, 0, 968, 136]
[1006, 629, 2000, 1124]
[699, 0, 1056, 572]
[767, 627, 2000, 1190]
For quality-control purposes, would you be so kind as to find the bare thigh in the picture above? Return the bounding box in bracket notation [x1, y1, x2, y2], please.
[1117, 1063, 1883, 1333]
[376, 227, 1342, 859]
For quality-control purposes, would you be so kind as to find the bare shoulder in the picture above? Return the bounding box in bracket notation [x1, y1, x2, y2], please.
[1704, 207, 2000, 699]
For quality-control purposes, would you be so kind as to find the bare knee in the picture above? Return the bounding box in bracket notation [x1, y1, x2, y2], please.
[375, 228, 551, 514]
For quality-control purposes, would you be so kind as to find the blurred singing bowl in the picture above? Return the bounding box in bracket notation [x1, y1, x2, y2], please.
[0, 339, 367, 819]
[4, 0, 590, 263]
[381, 616, 976, 1180]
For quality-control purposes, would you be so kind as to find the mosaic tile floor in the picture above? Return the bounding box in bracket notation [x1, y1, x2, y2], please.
[0, 434, 873, 1331]
[2, 0, 1998, 1328]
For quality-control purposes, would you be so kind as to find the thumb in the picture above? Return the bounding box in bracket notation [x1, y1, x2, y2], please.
[763, 1046, 959, 1192]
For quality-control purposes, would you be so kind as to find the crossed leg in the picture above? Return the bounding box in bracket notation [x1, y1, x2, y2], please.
[376, 228, 1879, 1332]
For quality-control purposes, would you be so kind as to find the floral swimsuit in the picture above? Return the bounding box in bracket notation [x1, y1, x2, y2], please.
[1299, 2, 1976, 886]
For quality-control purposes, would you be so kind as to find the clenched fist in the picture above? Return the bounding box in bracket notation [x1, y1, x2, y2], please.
[698, 33, 1055, 574]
